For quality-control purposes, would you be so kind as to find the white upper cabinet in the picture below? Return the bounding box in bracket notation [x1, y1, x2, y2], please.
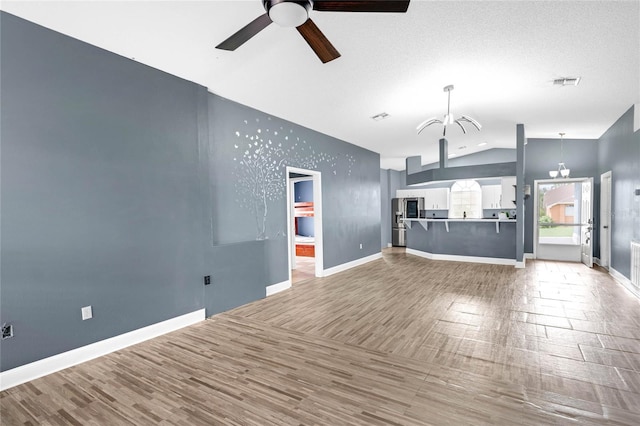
[396, 189, 420, 198]
[396, 188, 449, 209]
[481, 185, 501, 209]
[425, 188, 450, 210]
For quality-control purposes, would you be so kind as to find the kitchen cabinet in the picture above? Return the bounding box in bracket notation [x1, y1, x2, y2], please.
[425, 188, 449, 210]
[501, 176, 517, 209]
[481, 185, 502, 209]
[396, 188, 449, 209]
[396, 189, 421, 198]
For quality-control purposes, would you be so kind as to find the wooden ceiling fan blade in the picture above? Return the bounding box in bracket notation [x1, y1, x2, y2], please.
[313, 0, 410, 13]
[297, 19, 341, 63]
[216, 14, 272, 51]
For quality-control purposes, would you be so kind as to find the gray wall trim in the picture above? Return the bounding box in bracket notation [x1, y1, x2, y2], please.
[406, 161, 517, 185]
[422, 148, 517, 171]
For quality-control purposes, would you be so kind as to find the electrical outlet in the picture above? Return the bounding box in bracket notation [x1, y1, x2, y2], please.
[359, 243, 363, 249]
[2, 323, 13, 340]
[204, 275, 211, 286]
[81, 306, 93, 321]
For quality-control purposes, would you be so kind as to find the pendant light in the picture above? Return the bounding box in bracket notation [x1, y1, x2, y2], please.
[549, 132, 570, 178]
[416, 85, 481, 137]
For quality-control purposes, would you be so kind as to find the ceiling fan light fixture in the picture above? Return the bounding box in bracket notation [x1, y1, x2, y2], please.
[265, 0, 311, 27]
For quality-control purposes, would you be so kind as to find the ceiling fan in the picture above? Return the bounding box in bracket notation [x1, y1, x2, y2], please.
[216, 0, 411, 63]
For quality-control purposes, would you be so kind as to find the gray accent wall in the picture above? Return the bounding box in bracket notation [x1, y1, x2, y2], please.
[208, 94, 381, 271]
[597, 106, 640, 279]
[0, 12, 382, 372]
[523, 138, 600, 254]
[1, 12, 208, 371]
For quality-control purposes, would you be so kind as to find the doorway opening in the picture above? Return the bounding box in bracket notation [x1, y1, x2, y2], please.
[286, 167, 323, 284]
[534, 177, 593, 267]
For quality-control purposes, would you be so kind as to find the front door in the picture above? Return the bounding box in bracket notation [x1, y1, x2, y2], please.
[535, 178, 593, 263]
[580, 178, 593, 268]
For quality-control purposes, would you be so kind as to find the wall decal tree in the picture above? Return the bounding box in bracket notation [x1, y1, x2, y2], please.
[232, 117, 355, 240]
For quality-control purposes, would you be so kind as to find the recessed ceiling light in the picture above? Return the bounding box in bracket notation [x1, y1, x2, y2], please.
[371, 112, 389, 121]
[478, 142, 487, 147]
[448, 153, 457, 158]
[553, 77, 581, 86]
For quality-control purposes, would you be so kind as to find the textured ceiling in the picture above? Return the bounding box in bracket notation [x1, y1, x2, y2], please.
[2, 0, 639, 170]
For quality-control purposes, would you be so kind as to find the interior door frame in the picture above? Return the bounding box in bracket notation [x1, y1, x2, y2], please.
[286, 167, 324, 281]
[600, 171, 612, 268]
[580, 177, 594, 268]
[288, 175, 313, 270]
[533, 177, 592, 261]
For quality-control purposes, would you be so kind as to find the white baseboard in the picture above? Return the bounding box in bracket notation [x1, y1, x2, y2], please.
[406, 248, 516, 266]
[524, 253, 535, 260]
[0, 309, 205, 391]
[387, 243, 393, 248]
[266, 280, 291, 296]
[594, 257, 601, 267]
[516, 260, 526, 269]
[323, 252, 382, 277]
[610, 267, 640, 300]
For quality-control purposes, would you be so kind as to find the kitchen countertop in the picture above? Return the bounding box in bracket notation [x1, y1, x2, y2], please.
[403, 217, 516, 232]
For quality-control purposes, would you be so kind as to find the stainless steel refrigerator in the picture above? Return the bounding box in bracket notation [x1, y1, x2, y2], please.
[391, 198, 406, 247]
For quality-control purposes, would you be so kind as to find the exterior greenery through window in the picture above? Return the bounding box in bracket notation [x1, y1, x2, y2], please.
[449, 180, 482, 219]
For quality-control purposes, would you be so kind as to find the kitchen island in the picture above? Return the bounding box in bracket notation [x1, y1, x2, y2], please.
[403, 218, 517, 265]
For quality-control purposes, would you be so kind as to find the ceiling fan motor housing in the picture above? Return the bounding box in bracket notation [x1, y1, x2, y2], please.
[263, 0, 312, 27]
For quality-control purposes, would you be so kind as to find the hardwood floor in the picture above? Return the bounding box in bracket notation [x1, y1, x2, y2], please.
[3, 249, 640, 425]
[292, 255, 316, 284]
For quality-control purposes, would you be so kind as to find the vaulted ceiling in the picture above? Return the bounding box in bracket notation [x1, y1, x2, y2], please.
[2, 1, 638, 170]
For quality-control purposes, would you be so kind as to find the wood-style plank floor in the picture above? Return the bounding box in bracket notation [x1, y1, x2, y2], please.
[292, 255, 316, 284]
[3, 249, 640, 425]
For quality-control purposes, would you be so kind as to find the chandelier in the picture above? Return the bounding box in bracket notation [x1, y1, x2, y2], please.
[416, 85, 481, 137]
[549, 132, 570, 178]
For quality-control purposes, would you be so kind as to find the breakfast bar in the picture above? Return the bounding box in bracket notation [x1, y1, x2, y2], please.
[403, 218, 517, 264]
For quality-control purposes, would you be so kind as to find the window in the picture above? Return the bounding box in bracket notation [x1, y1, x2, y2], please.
[449, 180, 482, 219]
[564, 205, 574, 217]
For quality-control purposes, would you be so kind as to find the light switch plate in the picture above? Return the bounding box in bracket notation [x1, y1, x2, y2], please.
[81, 306, 93, 320]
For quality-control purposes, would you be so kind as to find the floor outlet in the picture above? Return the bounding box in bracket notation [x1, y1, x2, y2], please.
[81, 306, 93, 321]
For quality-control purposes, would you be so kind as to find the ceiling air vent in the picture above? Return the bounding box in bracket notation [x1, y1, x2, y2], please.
[371, 112, 389, 121]
[553, 77, 581, 86]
